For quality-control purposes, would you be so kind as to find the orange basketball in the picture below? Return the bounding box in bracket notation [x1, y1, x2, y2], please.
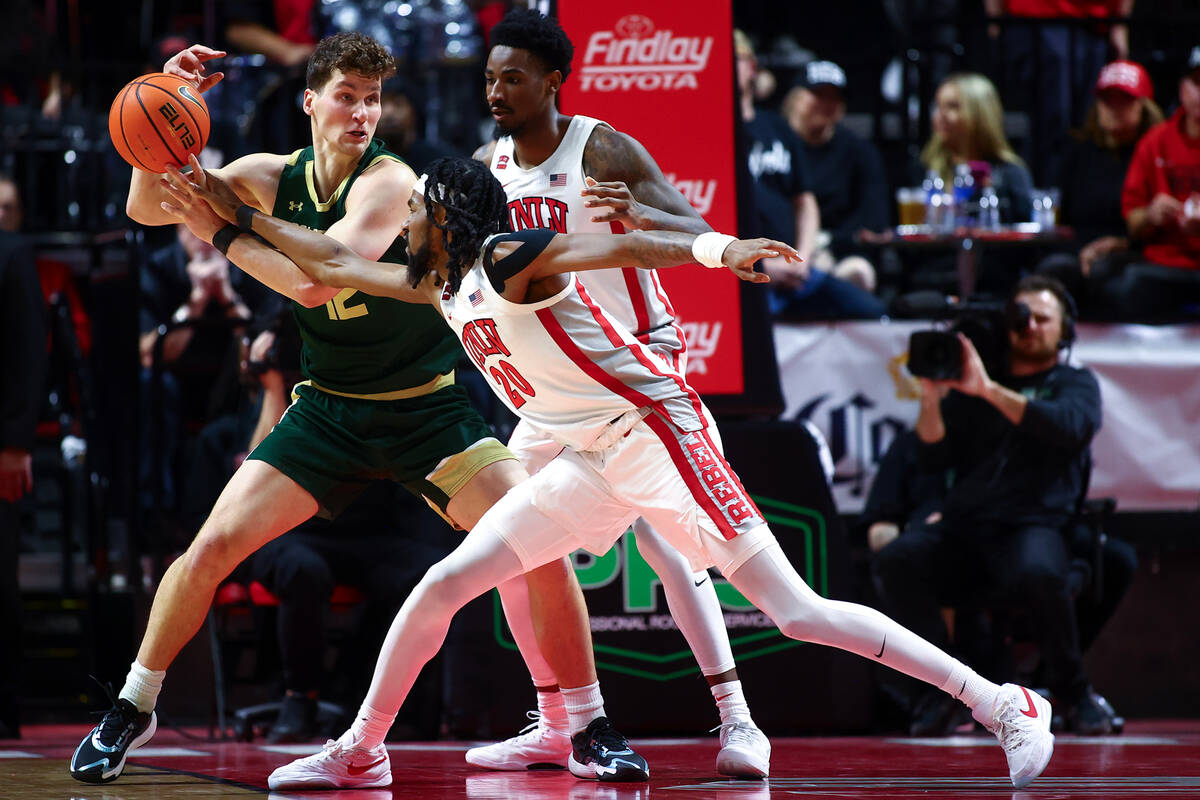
[108, 72, 210, 173]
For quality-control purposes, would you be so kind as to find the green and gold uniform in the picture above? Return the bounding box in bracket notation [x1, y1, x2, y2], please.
[247, 139, 513, 519]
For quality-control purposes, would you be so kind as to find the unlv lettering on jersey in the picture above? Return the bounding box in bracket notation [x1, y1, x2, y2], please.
[460, 318, 536, 408]
[508, 197, 569, 233]
[461, 318, 511, 370]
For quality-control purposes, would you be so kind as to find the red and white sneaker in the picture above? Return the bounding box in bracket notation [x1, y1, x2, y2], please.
[466, 711, 571, 770]
[267, 737, 392, 790]
[985, 684, 1055, 788]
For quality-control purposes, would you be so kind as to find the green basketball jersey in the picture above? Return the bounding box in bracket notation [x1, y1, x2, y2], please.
[272, 139, 459, 396]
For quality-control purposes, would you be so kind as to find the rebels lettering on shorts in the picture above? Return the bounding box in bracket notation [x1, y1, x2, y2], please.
[640, 412, 762, 539]
[683, 433, 756, 526]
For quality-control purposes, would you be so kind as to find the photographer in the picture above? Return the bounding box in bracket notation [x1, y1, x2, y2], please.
[873, 276, 1118, 734]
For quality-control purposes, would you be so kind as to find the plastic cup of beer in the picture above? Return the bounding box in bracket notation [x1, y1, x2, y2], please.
[896, 187, 925, 226]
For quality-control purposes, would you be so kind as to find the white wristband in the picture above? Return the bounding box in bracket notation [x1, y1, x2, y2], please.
[691, 231, 737, 269]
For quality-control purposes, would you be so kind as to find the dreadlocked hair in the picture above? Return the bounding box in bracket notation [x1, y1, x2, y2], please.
[490, 8, 575, 81]
[423, 157, 511, 295]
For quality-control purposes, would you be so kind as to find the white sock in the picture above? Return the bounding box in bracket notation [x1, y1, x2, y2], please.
[536, 686, 569, 734]
[118, 660, 165, 713]
[561, 681, 605, 735]
[940, 660, 1002, 724]
[347, 702, 396, 750]
[710, 679, 752, 725]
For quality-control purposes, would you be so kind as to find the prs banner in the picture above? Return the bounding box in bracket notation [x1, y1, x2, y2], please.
[558, 1, 743, 394]
[773, 321, 1200, 513]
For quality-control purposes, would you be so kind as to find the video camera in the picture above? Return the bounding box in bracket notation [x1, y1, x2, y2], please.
[894, 291, 1029, 381]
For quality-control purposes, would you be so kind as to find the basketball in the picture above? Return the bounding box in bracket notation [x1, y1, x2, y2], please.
[108, 72, 210, 173]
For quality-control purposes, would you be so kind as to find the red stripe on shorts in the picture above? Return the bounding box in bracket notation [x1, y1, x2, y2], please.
[642, 413, 761, 540]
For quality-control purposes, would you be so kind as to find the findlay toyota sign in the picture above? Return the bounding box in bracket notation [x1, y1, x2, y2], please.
[560, 0, 744, 395]
[579, 16, 715, 92]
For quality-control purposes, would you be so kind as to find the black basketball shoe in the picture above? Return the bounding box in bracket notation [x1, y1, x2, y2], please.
[70, 697, 157, 783]
[567, 716, 649, 782]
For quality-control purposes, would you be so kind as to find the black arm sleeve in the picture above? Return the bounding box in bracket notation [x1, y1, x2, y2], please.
[482, 229, 557, 292]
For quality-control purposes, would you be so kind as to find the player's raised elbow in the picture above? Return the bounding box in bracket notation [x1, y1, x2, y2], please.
[126, 193, 165, 226]
[293, 281, 337, 308]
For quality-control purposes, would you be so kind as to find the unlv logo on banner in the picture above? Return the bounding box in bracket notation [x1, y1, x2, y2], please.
[559, 0, 743, 395]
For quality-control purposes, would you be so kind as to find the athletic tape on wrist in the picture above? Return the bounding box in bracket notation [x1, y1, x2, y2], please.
[692, 231, 737, 269]
[212, 224, 241, 256]
[235, 204, 257, 231]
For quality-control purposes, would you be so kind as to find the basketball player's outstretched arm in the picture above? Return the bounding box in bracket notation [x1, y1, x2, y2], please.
[579, 127, 712, 234]
[508, 231, 795, 284]
[162, 154, 418, 305]
[236, 207, 434, 304]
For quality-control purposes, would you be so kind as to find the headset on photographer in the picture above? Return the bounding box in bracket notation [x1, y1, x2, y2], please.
[1005, 277, 1078, 356]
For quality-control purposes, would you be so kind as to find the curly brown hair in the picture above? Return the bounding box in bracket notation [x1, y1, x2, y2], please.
[306, 32, 395, 91]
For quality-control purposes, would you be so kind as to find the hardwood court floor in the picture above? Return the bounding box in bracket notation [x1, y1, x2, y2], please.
[3, 720, 1199, 799]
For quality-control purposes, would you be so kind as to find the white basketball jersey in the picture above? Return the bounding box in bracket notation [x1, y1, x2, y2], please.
[438, 238, 706, 452]
[490, 116, 685, 366]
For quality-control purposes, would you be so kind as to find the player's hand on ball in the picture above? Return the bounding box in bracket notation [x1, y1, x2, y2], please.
[159, 167, 226, 241]
[164, 44, 226, 93]
[722, 238, 800, 283]
[165, 154, 240, 223]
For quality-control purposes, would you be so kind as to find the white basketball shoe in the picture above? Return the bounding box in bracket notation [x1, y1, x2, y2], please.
[715, 719, 771, 778]
[985, 684, 1055, 788]
[465, 711, 572, 770]
[267, 737, 392, 790]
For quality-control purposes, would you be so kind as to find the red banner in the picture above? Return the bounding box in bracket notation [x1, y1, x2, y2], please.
[558, 0, 744, 394]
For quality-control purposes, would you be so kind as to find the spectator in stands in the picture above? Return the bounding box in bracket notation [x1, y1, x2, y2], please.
[220, 0, 318, 152]
[0, 229, 47, 740]
[0, 1, 65, 120]
[782, 60, 889, 296]
[1037, 60, 1163, 318]
[0, 174, 92, 354]
[1105, 46, 1200, 321]
[735, 30, 886, 321]
[920, 73, 1034, 224]
[984, 0, 1135, 184]
[872, 275, 1120, 734]
[223, 1, 316, 69]
[376, 78, 459, 174]
[904, 73, 1035, 295]
[138, 224, 272, 546]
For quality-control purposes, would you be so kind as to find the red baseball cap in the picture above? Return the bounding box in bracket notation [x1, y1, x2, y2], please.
[1095, 60, 1153, 100]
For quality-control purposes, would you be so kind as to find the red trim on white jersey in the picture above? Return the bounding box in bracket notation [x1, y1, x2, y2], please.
[574, 282, 706, 424]
[649, 270, 688, 370]
[533, 305, 665, 418]
[621, 268, 651, 340]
